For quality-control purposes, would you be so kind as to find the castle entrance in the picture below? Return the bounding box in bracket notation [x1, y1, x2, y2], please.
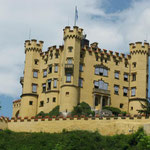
[93, 95, 110, 111]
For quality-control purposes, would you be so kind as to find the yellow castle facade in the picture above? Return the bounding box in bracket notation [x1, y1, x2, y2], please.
[12, 26, 149, 118]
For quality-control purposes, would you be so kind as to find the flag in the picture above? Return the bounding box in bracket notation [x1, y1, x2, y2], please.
[75, 6, 78, 21]
[74, 6, 78, 26]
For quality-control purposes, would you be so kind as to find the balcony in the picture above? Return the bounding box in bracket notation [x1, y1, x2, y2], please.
[65, 64, 74, 74]
[20, 77, 24, 85]
[93, 88, 110, 95]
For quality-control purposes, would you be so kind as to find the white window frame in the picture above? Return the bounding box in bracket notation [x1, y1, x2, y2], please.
[32, 84, 37, 93]
[66, 74, 71, 82]
[131, 87, 136, 96]
[53, 79, 57, 88]
[33, 70, 38, 78]
[54, 64, 58, 73]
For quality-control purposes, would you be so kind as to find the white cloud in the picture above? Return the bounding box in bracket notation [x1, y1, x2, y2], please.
[0, 0, 150, 97]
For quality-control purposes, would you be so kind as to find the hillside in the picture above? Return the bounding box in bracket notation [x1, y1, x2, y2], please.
[0, 128, 149, 150]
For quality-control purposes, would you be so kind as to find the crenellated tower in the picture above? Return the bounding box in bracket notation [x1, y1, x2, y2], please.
[20, 39, 44, 117]
[59, 26, 83, 115]
[129, 42, 149, 114]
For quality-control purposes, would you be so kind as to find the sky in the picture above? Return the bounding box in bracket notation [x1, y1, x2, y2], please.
[0, 0, 150, 118]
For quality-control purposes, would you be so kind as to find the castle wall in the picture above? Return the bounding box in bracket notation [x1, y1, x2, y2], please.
[7, 116, 150, 135]
[0, 117, 8, 130]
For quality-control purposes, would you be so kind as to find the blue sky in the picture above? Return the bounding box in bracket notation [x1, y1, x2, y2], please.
[0, 0, 150, 118]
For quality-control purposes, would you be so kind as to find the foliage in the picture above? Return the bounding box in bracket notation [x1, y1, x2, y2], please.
[36, 106, 60, 118]
[0, 128, 150, 150]
[138, 100, 150, 116]
[71, 102, 95, 116]
[103, 106, 121, 116]
[49, 105, 60, 117]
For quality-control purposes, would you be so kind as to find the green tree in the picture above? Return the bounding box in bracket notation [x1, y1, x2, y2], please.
[71, 102, 95, 116]
[138, 99, 150, 116]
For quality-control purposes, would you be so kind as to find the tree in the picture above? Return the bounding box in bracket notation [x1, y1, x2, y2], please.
[138, 99, 150, 116]
[71, 102, 95, 116]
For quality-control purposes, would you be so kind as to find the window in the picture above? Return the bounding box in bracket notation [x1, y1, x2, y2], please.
[105, 59, 107, 63]
[68, 46, 73, 52]
[40, 101, 44, 107]
[50, 53, 53, 59]
[47, 79, 51, 90]
[54, 64, 58, 73]
[94, 80, 108, 90]
[120, 103, 124, 108]
[116, 61, 119, 65]
[47, 98, 49, 103]
[132, 73, 136, 81]
[45, 59, 47, 64]
[114, 71, 119, 79]
[114, 85, 119, 95]
[55, 53, 59, 58]
[66, 92, 69, 96]
[131, 87, 136, 96]
[79, 78, 83, 87]
[33, 70, 38, 78]
[43, 70, 47, 77]
[79, 64, 83, 72]
[123, 87, 128, 96]
[32, 84, 37, 93]
[49, 65, 52, 73]
[125, 63, 128, 68]
[66, 74, 71, 82]
[94, 81, 99, 89]
[101, 58, 103, 62]
[124, 73, 128, 81]
[67, 58, 72, 64]
[132, 62, 136, 68]
[42, 83, 46, 92]
[95, 67, 108, 76]
[80, 53, 83, 58]
[29, 101, 33, 105]
[53, 97, 56, 102]
[96, 57, 99, 61]
[34, 59, 38, 65]
[53, 79, 57, 88]
[131, 107, 133, 110]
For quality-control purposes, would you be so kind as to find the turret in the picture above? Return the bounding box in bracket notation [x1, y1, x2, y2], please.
[20, 39, 44, 118]
[129, 42, 149, 114]
[60, 26, 83, 115]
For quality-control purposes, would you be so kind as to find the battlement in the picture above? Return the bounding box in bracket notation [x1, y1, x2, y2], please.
[63, 26, 83, 40]
[129, 42, 149, 55]
[83, 45, 130, 60]
[5, 115, 150, 135]
[25, 39, 44, 53]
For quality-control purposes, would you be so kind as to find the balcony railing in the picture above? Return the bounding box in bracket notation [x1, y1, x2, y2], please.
[93, 88, 110, 95]
[20, 77, 24, 85]
[65, 64, 74, 73]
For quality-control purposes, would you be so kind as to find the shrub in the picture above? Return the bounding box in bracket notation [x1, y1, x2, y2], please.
[71, 102, 95, 117]
[36, 106, 60, 118]
[49, 106, 60, 117]
[103, 106, 121, 116]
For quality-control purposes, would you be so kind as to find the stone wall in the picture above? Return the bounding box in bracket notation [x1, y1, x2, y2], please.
[0, 116, 8, 130]
[7, 115, 150, 135]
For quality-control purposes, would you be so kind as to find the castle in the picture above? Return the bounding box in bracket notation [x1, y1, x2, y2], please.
[12, 26, 149, 118]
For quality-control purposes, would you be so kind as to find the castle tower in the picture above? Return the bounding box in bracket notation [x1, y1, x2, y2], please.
[19, 39, 44, 117]
[59, 26, 83, 115]
[129, 42, 149, 114]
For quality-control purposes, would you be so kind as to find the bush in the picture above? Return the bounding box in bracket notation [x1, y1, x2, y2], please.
[0, 127, 148, 150]
[49, 106, 60, 117]
[71, 102, 95, 117]
[103, 106, 121, 116]
[36, 106, 60, 118]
